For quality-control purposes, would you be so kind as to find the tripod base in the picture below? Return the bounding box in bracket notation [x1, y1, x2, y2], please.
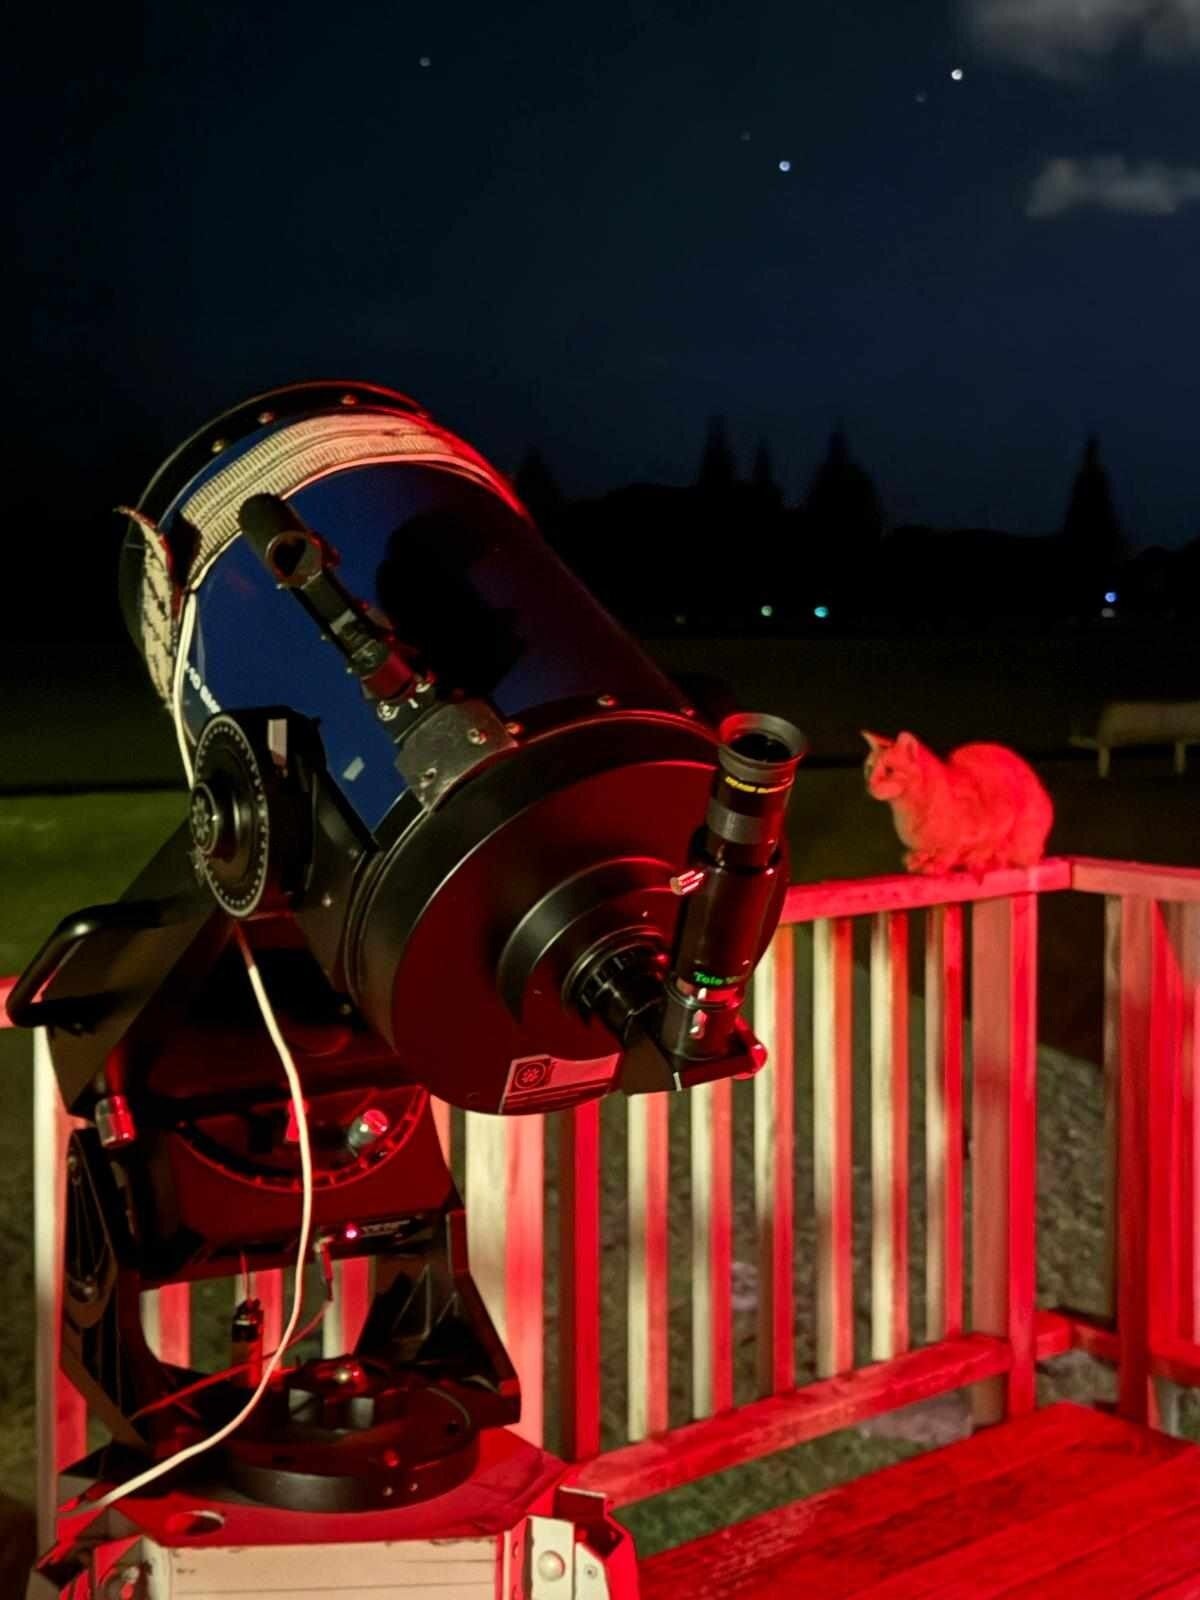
[31, 1429, 639, 1599]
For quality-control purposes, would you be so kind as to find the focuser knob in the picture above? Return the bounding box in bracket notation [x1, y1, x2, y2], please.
[189, 710, 320, 917]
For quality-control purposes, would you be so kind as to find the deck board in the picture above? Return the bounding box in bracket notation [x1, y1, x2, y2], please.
[640, 1405, 1115, 1586]
[639, 1404, 1200, 1600]
[998, 1500, 1200, 1597]
[856, 1452, 1200, 1599]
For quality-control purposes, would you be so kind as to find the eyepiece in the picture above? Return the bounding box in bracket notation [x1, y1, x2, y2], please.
[731, 729, 791, 763]
[638, 708, 806, 1079]
[705, 712, 806, 870]
[717, 712, 806, 787]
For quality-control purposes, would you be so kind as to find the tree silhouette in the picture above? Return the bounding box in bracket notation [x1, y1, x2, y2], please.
[803, 427, 883, 606]
[1060, 435, 1126, 597]
[751, 437, 782, 512]
[696, 415, 737, 498]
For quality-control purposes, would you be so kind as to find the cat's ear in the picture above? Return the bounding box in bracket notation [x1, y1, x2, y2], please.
[861, 730, 889, 752]
[895, 731, 919, 755]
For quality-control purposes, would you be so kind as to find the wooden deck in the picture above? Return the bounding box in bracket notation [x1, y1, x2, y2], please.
[639, 1404, 1200, 1598]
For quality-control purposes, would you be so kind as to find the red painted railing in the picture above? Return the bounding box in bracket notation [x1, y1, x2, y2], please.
[8, 854, 1200, 1549]
[576, 860, 1059, 1503]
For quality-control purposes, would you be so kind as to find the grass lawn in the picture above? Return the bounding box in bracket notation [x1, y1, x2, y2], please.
[1, 754, 1198, 1579]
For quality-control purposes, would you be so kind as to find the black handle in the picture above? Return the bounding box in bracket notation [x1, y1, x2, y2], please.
[6, 900, 168, 1029]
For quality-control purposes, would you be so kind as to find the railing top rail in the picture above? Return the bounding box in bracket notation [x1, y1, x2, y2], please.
[570, 1332, 1012, 1508]
[781, 857, 1072, 924]
[1069, 857, 1200, 902]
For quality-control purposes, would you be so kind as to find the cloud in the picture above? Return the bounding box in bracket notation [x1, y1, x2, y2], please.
[1027, 156, 1200, 216]
[965, 0, 1200, 77]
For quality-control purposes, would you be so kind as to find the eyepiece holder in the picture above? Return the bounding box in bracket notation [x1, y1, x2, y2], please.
[570, 712, 806, 1093]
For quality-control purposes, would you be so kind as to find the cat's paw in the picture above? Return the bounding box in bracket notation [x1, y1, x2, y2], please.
[963, 849, 995, 881]
[905, 850, 950, 876]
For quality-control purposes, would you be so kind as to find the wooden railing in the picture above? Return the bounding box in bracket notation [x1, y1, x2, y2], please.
[1038, 860, 1200, 1429]
[570, 860, 1060, 1504]
[6, 854, 1200, 1550]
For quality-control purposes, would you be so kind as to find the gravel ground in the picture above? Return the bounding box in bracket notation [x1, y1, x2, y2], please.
[2, 754, 1198, 1576]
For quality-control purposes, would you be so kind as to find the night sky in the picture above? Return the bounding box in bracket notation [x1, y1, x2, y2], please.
[14, 1, 1200, 545]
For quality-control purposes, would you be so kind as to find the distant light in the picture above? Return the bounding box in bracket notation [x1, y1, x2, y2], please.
[343, 1222, 361, 1242]
[915, 91, 928, 104]
[740, 130, 752, 142]
[814, 605, 829, 619]
[1101, 606, 1116, 619]
[778, 160, 791, 173]
[1104, 591, 1117, 604]
[674, 613, 688, 626]
[950, 67, 964, 80]
[760, 604, 774, 618]
[418, 55, 432, 67]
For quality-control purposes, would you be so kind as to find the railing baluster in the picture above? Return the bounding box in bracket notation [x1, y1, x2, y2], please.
[249, 1268, 283, 1354]
[1155, 902, 1188, 1434]
[142, 1284, 191, 1368]
[870, 910, 910, 1361]
[1114, 895, 1170, 1425]
[970, 894, 1037, 1423]
[813, 916, 854, 1377]
[753, 927, 795, 1396]
[691, 1078, 733, 1417]
[323, 1260, 373, 1357]
[430, 1095, 452, 1162]
[559, 1099, 601, 1459]
[34, 1029, 86, 1554]
[1180, 904, 1200, 1343]
[1102, 896, 1122, 1322]
[627, 1093, 669, 1441]
[925, 904, 964, 1341]
[466, 1110, 545, 1445]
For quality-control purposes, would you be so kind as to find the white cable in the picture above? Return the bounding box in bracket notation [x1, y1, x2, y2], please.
[170, 590, 199, 785]
[83, 930, 315, 1514]
[72, 525, 317, 1515]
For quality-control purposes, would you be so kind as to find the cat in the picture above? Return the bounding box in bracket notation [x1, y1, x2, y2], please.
[862, 730, 1053, 876]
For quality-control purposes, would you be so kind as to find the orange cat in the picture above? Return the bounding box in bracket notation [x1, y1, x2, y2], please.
[863, 731, 1053, 876]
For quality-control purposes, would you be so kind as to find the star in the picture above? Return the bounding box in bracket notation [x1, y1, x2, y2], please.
[950, 67, 964, 80]
[779, 159, 792, 172]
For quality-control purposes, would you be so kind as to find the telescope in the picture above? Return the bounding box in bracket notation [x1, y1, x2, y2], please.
[10, 381, 804, 1594]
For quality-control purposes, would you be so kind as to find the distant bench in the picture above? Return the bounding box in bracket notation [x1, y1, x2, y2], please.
[1069, 700, 1200, 776]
